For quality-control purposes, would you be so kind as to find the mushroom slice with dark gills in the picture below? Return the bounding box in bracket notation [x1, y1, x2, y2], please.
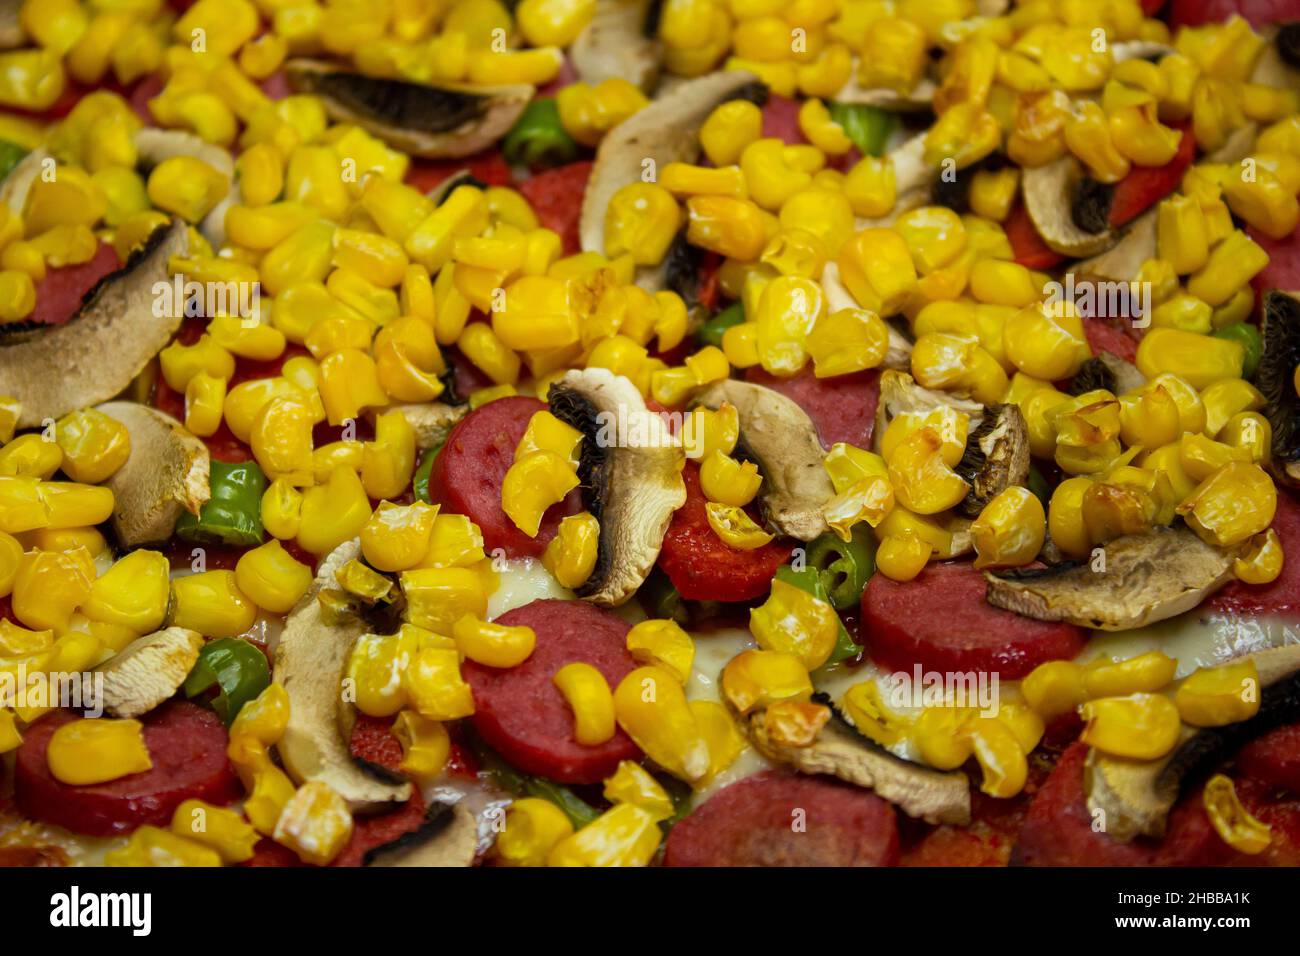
[386, 401, 467, 453]
[1066, 351, 1146, 397]
[363, 801, 478, 867]
[954, 403, 1030, 517]
[1074, 208, 1157, 284]
[0, 219, 189, 429]
[985, 524, 1235, 631]
[578, 69, 760, 278]
[546, 368, 686, 607]
[1086, 645, 1300, 843]
[285, 59, 533, 159]
[735, 695, 971, 825]
[570, 0, 662, 93]
[1022, 154, 1113, 258]
[873, 370, 984, 451]
[691, 378, 835, 542]
[97, 402, 210, 548]
[275, 538, 412, 812]
[1258, 290, 1300, 489]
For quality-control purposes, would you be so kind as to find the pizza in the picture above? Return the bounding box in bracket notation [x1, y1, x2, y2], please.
[0, 0, 1298, 870]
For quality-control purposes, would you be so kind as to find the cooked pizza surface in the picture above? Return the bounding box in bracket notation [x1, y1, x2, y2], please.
[0, 0, 1299, 869]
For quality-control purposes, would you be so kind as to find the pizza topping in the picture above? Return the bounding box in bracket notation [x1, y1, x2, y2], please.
[94, 627, 205, 719]
[362, 800, 478, 867]
[985, 524, 1235, 630]
[570, 0, 661, 93]
[1258, 289, 1300, 489]
[1021, 155, 1114, 258]
[954, 403, 1031, 518]
[693, 378, 834, 541]
[285, 59, 534, 160]
[547, 367, 685, 606]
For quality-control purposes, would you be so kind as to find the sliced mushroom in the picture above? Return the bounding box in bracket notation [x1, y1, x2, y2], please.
[1259, 290, 1300, 489]
[547, 368, 686, 606]
[1067, 351, 1146, 397]
[855, 132, 934, 228]
[570, 0, 662, 93]
[821, 262, 912, 367]
[95, 628, 204, 719]
[579, 70, 759, 260]
[285, 59, 533, 159]
[836, 69, 936, 112]
[873, 370, 984, 454]
[386, 402, 467, 453]
[96, 402, 210, 548]
[0, 219, 189, 429]
[364, 801, 478, 867]
[737, 698, 971, 825]
[1, 146, 46, 216]
[692, 379, 834, 541]
[1252, 24, 1300, 90]
[134, 129, 237, 248]
[954, 403, 1030, 517]
[1022, 154, 1113, 257]
[1074, 208, 1157, 284]
[1086, 644, 1300, 842]
[985, 524, 1235, 630]
[0, 0, 20, 49]
[1111, 41, 1175, 63]
[1204, 121, 1259, 165]
[275, 538, 412, 811]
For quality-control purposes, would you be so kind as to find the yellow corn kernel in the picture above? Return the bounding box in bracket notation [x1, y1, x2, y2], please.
[228, 683, 289, 747]
[0, 475, 50, 533]
[599, 760, 672, 822]
[171, 799, 258, 864]
[356, 501, 435, 573]
[836, 227, 917, 316]
[1177, 461, 1276, 549]
[970, 486, 1045, 570]
[760, 227, 828, 280]
[261, 479, 303, 541]
[1232, 527, 1283, 585]
[104, 825, 221, 868]
[389, 710, 450, 782]
[842, 155, 896, 219]
[1079, 693, 1182, 760]
[11, 546, 93, 631]
[416, 514, 486, 571]
[912, 706, 975, 770]
[887, 427, 969, 515]
[169, 570, 257, 638]
[603, 183, 680, 266]
[403, 646, 475, 720]
[0, 434, 62, 480]
[399, 565, 487, 633]
[805, 307, 889, 378]
[1022, 659, 1088, 718]
[1203, 773, 1271, 855]
[233, 540, 312, 616]
[748, 578, 839, 671]
[699, 451, 762, 508]
[182, 372, 225, 438]
[1002, 302, 1089, 380]
[968, 166, 1019, 222]
[250, 395, 316, 487]
[452, 614, 536, 669]
[552, 661, 616, 745]
[680, 402, 739, 462]
[925, 103, 1001, 170]
[47, 717, 151, 786]
[547, 802, 661, 867]
[1185, 230, 1270, 308]
[685, 195, 767, 261]
[1155, 194, 1209, 276]
[970, 717, 1028, 798]
[295, 466, 372, 556]
[501, 450, 579, 538]
[1175, 658, 1260, 728]
[704, 502, 774, 550]
[82, 549, 169, 634]
[539, 511, 599, 590]
[272, 780, 353, 866]
[613, 665, 710, 782]
[145, 157, 230, 224]
[37, 481, 113, 530]
[0, 397, 19, 445]
[875, 532, 931, 582]
[859, 16, 926, 92]
[494, 797, 574, 867]
[1082, 651, 1177, 700]
[700, 99, 763, 167]
[1063, 100, 1131, 183]
[0, 531, 20, 598]
[347, 630, 417, 718]
[159, 335, 236, 393]
[1, 242, 43, 284]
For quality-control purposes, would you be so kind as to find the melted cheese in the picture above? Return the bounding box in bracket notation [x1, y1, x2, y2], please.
[486, 558, 574, 618]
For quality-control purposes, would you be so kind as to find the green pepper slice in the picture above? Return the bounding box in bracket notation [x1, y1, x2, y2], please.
[1026, 465, 1052, 510]
[774, 563, 863, 666]
[502, 98, 580, 169]
[1212, 322, 1263, 379]
[467, 730, 602, 829]
[696, 301, 745, 349]
[826, 103, 898, 157]
[805, 527, 876, 611]
[183, 637, 271, 726]
[0, 140, 27, 182]
[175, 460, 267, 547]
[412, 439, 445, 504]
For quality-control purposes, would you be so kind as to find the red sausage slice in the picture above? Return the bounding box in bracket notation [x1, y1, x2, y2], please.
[349, 713, 405, 775]
[1082, 317, 1139, 364]
[461, 599, 641, 784]
[330, 793, 431, 867]
[517, 161, 592, 257]
[1250, 221, 1300, 302]
[29, 243, 120, 327]
[1015, 743, 1234, 866]
[14, 701, 241, 837]
[663, 770, 900, 866]
[1208, 490, 1300, 618]
[429, 395, 581, 559]
[657, 461, 793, 602]
[745, 365, 880, 449]
[1237, 723, 1300, 795]
[861, 561, 1087, 680]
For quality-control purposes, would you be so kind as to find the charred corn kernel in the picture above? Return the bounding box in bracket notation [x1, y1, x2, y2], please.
[1083, 651, 1177, 699]
[11, 547, 93, 630]
[1202, 774, 1271, 854]
[494, 797, 573, 867]
[145, 157, 230, 225]
[1079, 693, 1181, 760]
[613, 665, 710, 782]
[389, 710, 449, 782]
[493, 276, 580, 351]
[602, 183, 679, 266]
[540, 512, 599, 590]
[0, 270, 35, 321]
[501, 450, 579, 538]
[169, 570, 256, 638]
[704, 502, 774, 550]
[1232, 526, 1283, 585]
[336, 558, 395, 605]
[0, 475, 50, 533]
[685, 196, 767, 261]
[360, 501, 437, 573]
[700, 100, 762, 168]
[1186, 231, 1269, 308]
[971, 487, 1045, 570]
[401, 567, 488, 634]
[749, 578, 838, 670]
[1022, 659, 1088, 718]
[925, 103, 1001, 170]
[47, 717, 150, 786]
[183, 372, 226, 438]
[547, 802, 660, 867]
[875, 532, 931, 582]
[250, 395, 316, 486]
[1063, 100, 1131, 183]
[680, 403, 739, 462]
[234, 540, 312, 616]
[1156, 195, 1209, 275]
[40, 482, 114, 529]
[0, 434, 62, 480]
[296, 466, 372, 556]
[842, 156, 896, 219]
[83, 549, 169, 634]
[1119, 384, 1182, 449]
[159, 335, 236, 393]
[551, 661, 615, 745]
[403, 646, 475, 720]
[969, 717, 1028, 798]
[887, 427, 969, 514]
[273, 780, 353, 866]
[1176, 658, 1260, 727]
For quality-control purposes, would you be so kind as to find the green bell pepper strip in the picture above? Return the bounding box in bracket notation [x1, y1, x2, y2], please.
[826, 103, 898, 157]
[502, 98, 580, 169]
[0, 140, 27, 182]
[804, 527, 876, 611]
[1026, 465, 1052, 510]
[412, 438, 446, 504]
[467, 730, 602, 829]
[696, 301, 745, 349]
[774, 563, 863, 666]
[182, 638, 271, 726]
[1212, 322, 1263, 379]
[174, 459, 267, 547]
